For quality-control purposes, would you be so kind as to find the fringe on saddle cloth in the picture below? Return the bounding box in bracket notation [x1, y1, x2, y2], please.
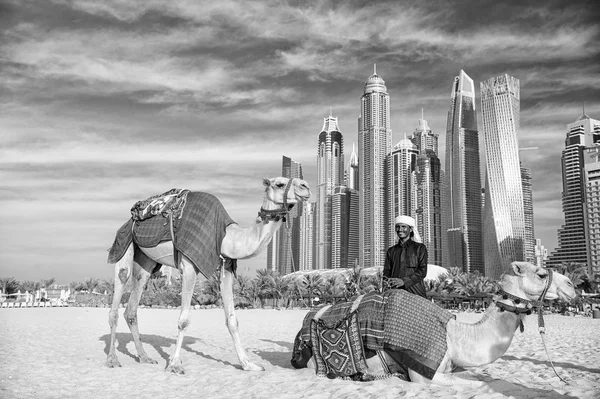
[299, 290, 455, 380]
[107, 190, 236, 278]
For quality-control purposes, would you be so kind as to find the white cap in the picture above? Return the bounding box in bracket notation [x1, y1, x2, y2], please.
[395, 215, 422, 243]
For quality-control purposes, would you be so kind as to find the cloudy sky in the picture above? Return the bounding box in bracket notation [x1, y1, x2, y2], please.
[1, 0, 599, 285]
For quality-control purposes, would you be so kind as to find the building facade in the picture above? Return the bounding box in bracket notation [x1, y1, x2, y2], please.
[316, 114, 344, 269]
[443, 70, 484, 273]
[521, 165, 536, 263]
[547, 113, 600, 271]
[330, 186, 359, 269]
[266, 156, 304, 274]
[584, 146, 600, 277]
[412, 116, 443, 266]
[359, 65, 392, 269]
[299, 201, 316, 271]
[481, 74, 526, 279]
[345, 143, 359, 190]
[386, 137, 418, 247]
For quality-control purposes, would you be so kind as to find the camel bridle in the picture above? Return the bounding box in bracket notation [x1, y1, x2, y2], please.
[495, 269, 567, 383]
[258, 178, 296, 223]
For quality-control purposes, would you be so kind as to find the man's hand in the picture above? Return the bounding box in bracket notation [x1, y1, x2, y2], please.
[386, 278, 404, 288]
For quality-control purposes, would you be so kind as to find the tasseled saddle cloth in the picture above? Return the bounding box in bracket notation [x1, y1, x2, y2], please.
[299, 290, 455, 380]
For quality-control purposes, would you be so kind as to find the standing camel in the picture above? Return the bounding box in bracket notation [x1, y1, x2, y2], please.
[106, 177, 311, 373]
[291, 261, 576, 386]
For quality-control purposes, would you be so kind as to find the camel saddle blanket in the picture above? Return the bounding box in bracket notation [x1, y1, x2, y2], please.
[107, 191, 236, 278]
[299, 290, 454, 380]
[299, 291, 386, 378]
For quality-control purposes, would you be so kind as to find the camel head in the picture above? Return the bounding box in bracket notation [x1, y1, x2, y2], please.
[290, 330, 312, 369]
[502, 261, 576, 303]
[262, 177, 311, 209]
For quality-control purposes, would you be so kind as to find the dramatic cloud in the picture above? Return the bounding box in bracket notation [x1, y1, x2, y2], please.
[1, 0, 599, 283]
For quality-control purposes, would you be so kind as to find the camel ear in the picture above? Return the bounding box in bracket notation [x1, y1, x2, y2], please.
[262, 177, 271, 187]
[511, 262, 526, 276]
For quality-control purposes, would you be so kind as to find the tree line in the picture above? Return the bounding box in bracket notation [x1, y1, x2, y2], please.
[0, 262, 594, 309]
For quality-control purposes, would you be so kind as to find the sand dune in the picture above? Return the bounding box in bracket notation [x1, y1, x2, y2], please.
[0, 307, 599, 399]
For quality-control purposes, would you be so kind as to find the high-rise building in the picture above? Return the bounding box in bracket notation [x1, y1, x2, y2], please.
[345, 143, 359, 190]
[412, 115, 443, 266]
[331, 186, 359, 269]
[299, 201, 316, 271]
[534, 239, 548, 268]
[359, 65, 392, 268]
[386, 137, 418, 247]
[584, 146, 600, 277]
[521, 165, 535, 263]
[481, 74, 526, 279]
[547, 113, 600, 270]
[316, 113, 344, 270]
[267, 155, 304, 274]
[443, 70, 484, 273]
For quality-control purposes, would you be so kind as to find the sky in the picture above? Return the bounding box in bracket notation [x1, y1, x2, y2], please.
[1, 0, 599, 285]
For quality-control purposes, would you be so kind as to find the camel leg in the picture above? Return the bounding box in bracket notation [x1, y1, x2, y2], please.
[165, 257, 197, 374]
[106, 243, 133, 368]
[123, 250, 157, 364]
[221, 267, 264, 371]
[408, 369, 486, 388]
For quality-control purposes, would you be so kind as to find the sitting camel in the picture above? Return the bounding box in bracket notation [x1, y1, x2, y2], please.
[291, 261, 576, 386]
[106, 177, 311, 373]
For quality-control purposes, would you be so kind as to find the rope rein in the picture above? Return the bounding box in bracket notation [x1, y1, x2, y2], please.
[495, 270, 568, 384]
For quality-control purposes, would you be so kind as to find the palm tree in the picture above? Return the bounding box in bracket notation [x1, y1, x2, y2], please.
[301, 274, 323, 306]
[83, 277, 100, 294]
[321, 275, 343, 304]
[203, 271, 222, 305]
[0, 277, 19, 295]
[40, 277, 56, 289]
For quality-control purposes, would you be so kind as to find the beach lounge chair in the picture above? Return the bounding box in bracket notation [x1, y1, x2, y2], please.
[20, 302, 27, 308]
[1, 302, 7, 308]
[8, 302, 14, 308]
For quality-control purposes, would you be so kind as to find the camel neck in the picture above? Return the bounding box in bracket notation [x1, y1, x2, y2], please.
[447, 302, 522, 367]
[219, 196, 284, 259]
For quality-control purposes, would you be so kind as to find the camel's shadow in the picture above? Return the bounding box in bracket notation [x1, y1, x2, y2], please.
[502, 354, 600, 374]
[99, 333, 241, 370]
[254, 339, 295, 368]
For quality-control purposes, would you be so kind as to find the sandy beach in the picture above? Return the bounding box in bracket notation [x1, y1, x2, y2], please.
[0, 307, 599, 399]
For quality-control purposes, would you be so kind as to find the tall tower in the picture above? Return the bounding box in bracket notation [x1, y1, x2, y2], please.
[267, 156, 304, 274]
[331, 186, 359, 269]
[386, 137, 418, 247]
[299, 201, 316, 271]
[443, 70, 484, 273]
[345, 143, 359, 190]
[584, 146, 600, 277]
[412, 114, 443, 266]
[521, 165, 535, 263]
[316, 113, 344, 269]
[481, 74, 525, 279]
[359, 65, 393, 268]
[547, 112, 600, 270]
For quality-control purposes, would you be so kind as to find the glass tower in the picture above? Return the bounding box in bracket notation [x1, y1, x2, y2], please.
[359, 65, 392, 269]
[443, 70, 484, 273]
[481, 74, 525, 279]
[316, 114, 344, 269]
[547, 113, 600, 270]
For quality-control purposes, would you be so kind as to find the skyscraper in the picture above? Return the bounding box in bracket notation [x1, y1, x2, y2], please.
[345, 143, 359, 190]
[521, 165, 535, 263]
[386, 137, 418, 247]
[481, 74, 525, 279]
[584, 146, 600, 277]
[547, 112, 600, 270]
[299, 201, 316, 271]
[266, 155, 304, 274]
[359, 65, 392, 268]
[412, 115, 443, 266]
[331, 186, 359, 269]
[443, 70, 484, 273]
[316, 113, 344, 270]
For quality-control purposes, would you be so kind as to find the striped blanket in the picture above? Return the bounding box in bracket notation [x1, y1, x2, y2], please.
[298, 290, 455, 380]
[107, 191, 236, 278]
